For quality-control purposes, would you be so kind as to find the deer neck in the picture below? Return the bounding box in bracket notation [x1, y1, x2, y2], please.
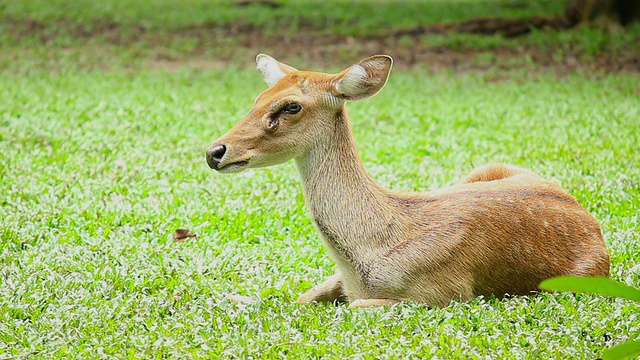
[294, 107, 397, 262]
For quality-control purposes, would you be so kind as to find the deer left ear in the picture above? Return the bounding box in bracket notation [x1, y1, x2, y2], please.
[334, 55, 393, 101]
[256, 54, 299, 87]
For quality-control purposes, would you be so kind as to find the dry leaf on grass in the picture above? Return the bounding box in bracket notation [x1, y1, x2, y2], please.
[173, 227, 197, 242]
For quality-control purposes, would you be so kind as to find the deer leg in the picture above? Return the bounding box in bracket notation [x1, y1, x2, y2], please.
[348, 298, 400, 308]
[297, 272, 348, 304]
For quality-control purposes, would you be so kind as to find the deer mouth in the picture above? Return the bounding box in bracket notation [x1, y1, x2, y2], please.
[217, 160, 249, 173]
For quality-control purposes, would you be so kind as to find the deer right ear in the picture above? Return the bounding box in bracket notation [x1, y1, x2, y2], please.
[256, 54, 298, 87]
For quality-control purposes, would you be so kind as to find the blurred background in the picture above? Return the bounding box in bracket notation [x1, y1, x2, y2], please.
[2, 0, 639, 73]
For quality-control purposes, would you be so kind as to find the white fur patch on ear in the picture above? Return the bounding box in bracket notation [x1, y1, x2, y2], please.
[335, 64, 367, 97]
[334, 55, 392, 100]
[256, 54, 287, 87]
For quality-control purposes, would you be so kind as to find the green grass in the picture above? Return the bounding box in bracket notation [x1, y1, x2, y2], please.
[1, 0, 640, 358]
[2, 63, 639, 360]
[2, 0, 639, 74]
[1, 0, 565, 33]
[540, 277, 640, 359]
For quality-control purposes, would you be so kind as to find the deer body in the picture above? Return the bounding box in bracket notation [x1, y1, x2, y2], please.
[206, 54, 610, 307]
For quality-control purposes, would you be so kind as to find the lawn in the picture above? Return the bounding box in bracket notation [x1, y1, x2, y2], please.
[1, 0, 639, 358]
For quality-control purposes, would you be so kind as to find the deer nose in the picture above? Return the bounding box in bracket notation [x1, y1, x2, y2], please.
[206, 144, 226, 169]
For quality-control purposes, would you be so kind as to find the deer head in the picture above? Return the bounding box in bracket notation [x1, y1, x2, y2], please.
[206, 54, 393, 172]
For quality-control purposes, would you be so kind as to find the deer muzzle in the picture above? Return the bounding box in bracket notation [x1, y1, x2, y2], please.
[206, 144, 226, 170]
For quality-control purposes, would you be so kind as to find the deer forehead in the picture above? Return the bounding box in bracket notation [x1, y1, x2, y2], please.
[253, 72, 341, 109]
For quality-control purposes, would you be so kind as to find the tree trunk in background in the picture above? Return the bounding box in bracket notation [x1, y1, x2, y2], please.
[566, 0, 640, 29]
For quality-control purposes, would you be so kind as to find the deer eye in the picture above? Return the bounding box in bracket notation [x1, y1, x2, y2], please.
[282, 102, 302, 114]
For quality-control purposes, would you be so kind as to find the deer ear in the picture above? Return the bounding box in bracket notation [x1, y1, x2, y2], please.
[334, 55, 393, 100]
[256, 54, 298, 87]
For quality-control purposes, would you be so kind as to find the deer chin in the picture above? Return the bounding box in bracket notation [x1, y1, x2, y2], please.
[216, 160, 250, 173]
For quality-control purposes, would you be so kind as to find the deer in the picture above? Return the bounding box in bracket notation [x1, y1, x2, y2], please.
[205, 54, 610, 308]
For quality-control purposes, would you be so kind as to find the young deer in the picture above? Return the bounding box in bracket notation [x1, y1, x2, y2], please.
[206, 54, 610, 308]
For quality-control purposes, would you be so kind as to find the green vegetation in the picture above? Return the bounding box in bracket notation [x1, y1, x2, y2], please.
[1, 0, 639, 358]
[2, 0, 639, 74]
[540, 277, 640, 359]
[1, 0, 565, 32]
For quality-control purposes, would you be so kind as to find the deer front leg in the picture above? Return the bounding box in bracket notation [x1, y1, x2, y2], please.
[297, 272, 348, 304]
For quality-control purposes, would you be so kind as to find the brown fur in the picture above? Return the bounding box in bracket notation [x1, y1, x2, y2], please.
[206, 54, 610, 308]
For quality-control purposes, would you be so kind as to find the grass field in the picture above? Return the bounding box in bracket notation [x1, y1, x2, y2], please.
[1, 0, 640, 358]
